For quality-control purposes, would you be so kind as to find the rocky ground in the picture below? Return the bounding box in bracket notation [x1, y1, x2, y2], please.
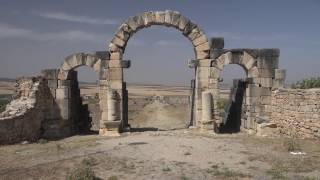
[0, 130, 320, 180]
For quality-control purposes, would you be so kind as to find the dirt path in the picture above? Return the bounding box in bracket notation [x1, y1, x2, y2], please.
[0, 129, 319, 180]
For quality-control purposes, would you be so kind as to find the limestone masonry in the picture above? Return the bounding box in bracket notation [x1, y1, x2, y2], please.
[0, 10, 319, 144]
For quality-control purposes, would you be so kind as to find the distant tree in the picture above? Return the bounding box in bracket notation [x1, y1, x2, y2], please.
[291, 77, 320, 89]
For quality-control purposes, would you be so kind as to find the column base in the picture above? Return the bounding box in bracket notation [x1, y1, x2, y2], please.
[99, 121, 121, 136]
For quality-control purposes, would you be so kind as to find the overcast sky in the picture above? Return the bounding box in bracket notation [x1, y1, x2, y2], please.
[0, 0, 319, 85]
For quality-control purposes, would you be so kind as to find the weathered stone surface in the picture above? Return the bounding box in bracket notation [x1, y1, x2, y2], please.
[109, 68, 123, 80]
[192, 34, 208, 46]
[270, 88, 320, 139]
[56, 88, 69, 99]
[85, 54, 98, 67]
[110, 52, 123, 60]
[195, 42, 210, 52]
[210, 37, 224, 49]
[154, 11, 165, 24]
[42, 69, 58, 80]
[111, 36, 126, 48]
[196, 51, 210, 59]
[178, 15, 190, 31]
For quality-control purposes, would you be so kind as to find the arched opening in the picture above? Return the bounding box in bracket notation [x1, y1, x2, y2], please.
[123, 26, 195, 131]
[75, 66, 100, 132]
[218, 64, 247, 133]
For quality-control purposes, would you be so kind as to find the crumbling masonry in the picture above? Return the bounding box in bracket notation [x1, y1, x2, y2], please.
[1, 10, 319, 144]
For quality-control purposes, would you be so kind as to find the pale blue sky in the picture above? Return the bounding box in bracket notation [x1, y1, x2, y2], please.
[0, 0, 319, 85]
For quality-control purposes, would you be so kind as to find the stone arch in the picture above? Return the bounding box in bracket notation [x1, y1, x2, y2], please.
[108, 10, 210, 60]
[58, 53, 104, 80]
[211, 51, 259, 79]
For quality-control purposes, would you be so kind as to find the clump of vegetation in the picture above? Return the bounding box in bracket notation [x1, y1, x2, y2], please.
[0, 94, 11, 113]
[206, 164, 250, 178]
[266, 163, 288, 180]
[37, 138, 48, 144]
[291, 77, 320, 89]
[107, 176, 118, 180]
[217, 98, 228, 111]
[66, 158, 96, 180]
[162, 166, 171, 172]
[284, 131, 301, 152]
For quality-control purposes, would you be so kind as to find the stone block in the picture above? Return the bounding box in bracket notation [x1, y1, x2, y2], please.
[210, 49, 224, 59]
[109, 68, 123, 80]
[41, 69, 58, 79]
[231, 52, 242, 64]
[196, 51, 210, 59]
[197, 59, 212, 67]
[95, 51, 110, 60]
[210, 37, 224, 49]
[142, 11, 155, 26]
[85, 54, 98, 67]
[192, 34, 207, 46]
[187, 27, 202, 41]
[260, 78, 273, 87]
[258, 68, 275, 78]
[210, 67, 221, 79]
[110, 52, 123, 60]
[154, 11, 165, 24]
[47, 79, 57, 89]
[246, 84, 261, 97]
[61, 61, 72, 71]
[109, 43, 123, 53]
[164, 10, 174, 25]
[183, 21, 197, 36]
[111, 36, 126, 48]
[56, 87, 69, 99]
[260, 96, 271, 105]
[110, 80, 123, 89]
[115, 29, 130, 41]
[56, 99, 70, 119]
[178, 15, 190, 31]
[171, 11, 181, 27]
[257, 56, 279, 69]
[118, 23, 133, 35]
[259, 48, 280, 57]
[93, 59, 101, 73]
[195, 42, 210, 52]
[66, 53, 84, 69]
[275, 69, 286, 80]
[126, 15, 144, 32]
[57, 80, 71, 87]
[248, 67, 259, 78]
[109, 60, 122, 68]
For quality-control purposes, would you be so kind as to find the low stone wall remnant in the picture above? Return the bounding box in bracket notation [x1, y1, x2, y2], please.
[270, 88, 320, 138]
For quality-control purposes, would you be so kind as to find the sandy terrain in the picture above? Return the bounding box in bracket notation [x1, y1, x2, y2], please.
[0, 81, 15, 95]
[0, 130, 319, 180]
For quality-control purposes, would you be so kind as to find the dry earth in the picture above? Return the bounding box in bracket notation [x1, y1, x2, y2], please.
[1, 81, 320, 179]
[0, 130, 320, 180]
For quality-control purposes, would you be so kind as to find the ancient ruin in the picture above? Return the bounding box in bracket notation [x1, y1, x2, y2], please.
[1, 10, 319, 144]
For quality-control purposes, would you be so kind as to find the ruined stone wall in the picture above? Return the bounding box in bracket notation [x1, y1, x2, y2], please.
[270, 88, 320, 138]
[0, 77, 50, 144]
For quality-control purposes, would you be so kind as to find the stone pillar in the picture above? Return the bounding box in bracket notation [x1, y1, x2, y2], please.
[99, 59, 130, 136]
[201, 91, 213, 122]
[274, 69, 286, 88]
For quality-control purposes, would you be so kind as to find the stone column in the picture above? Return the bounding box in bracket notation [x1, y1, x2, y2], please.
[201, 91, 213, 123]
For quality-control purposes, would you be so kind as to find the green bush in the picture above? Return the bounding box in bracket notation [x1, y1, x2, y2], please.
[291, 77, 320, 89]
[217, 98, 228, 111]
